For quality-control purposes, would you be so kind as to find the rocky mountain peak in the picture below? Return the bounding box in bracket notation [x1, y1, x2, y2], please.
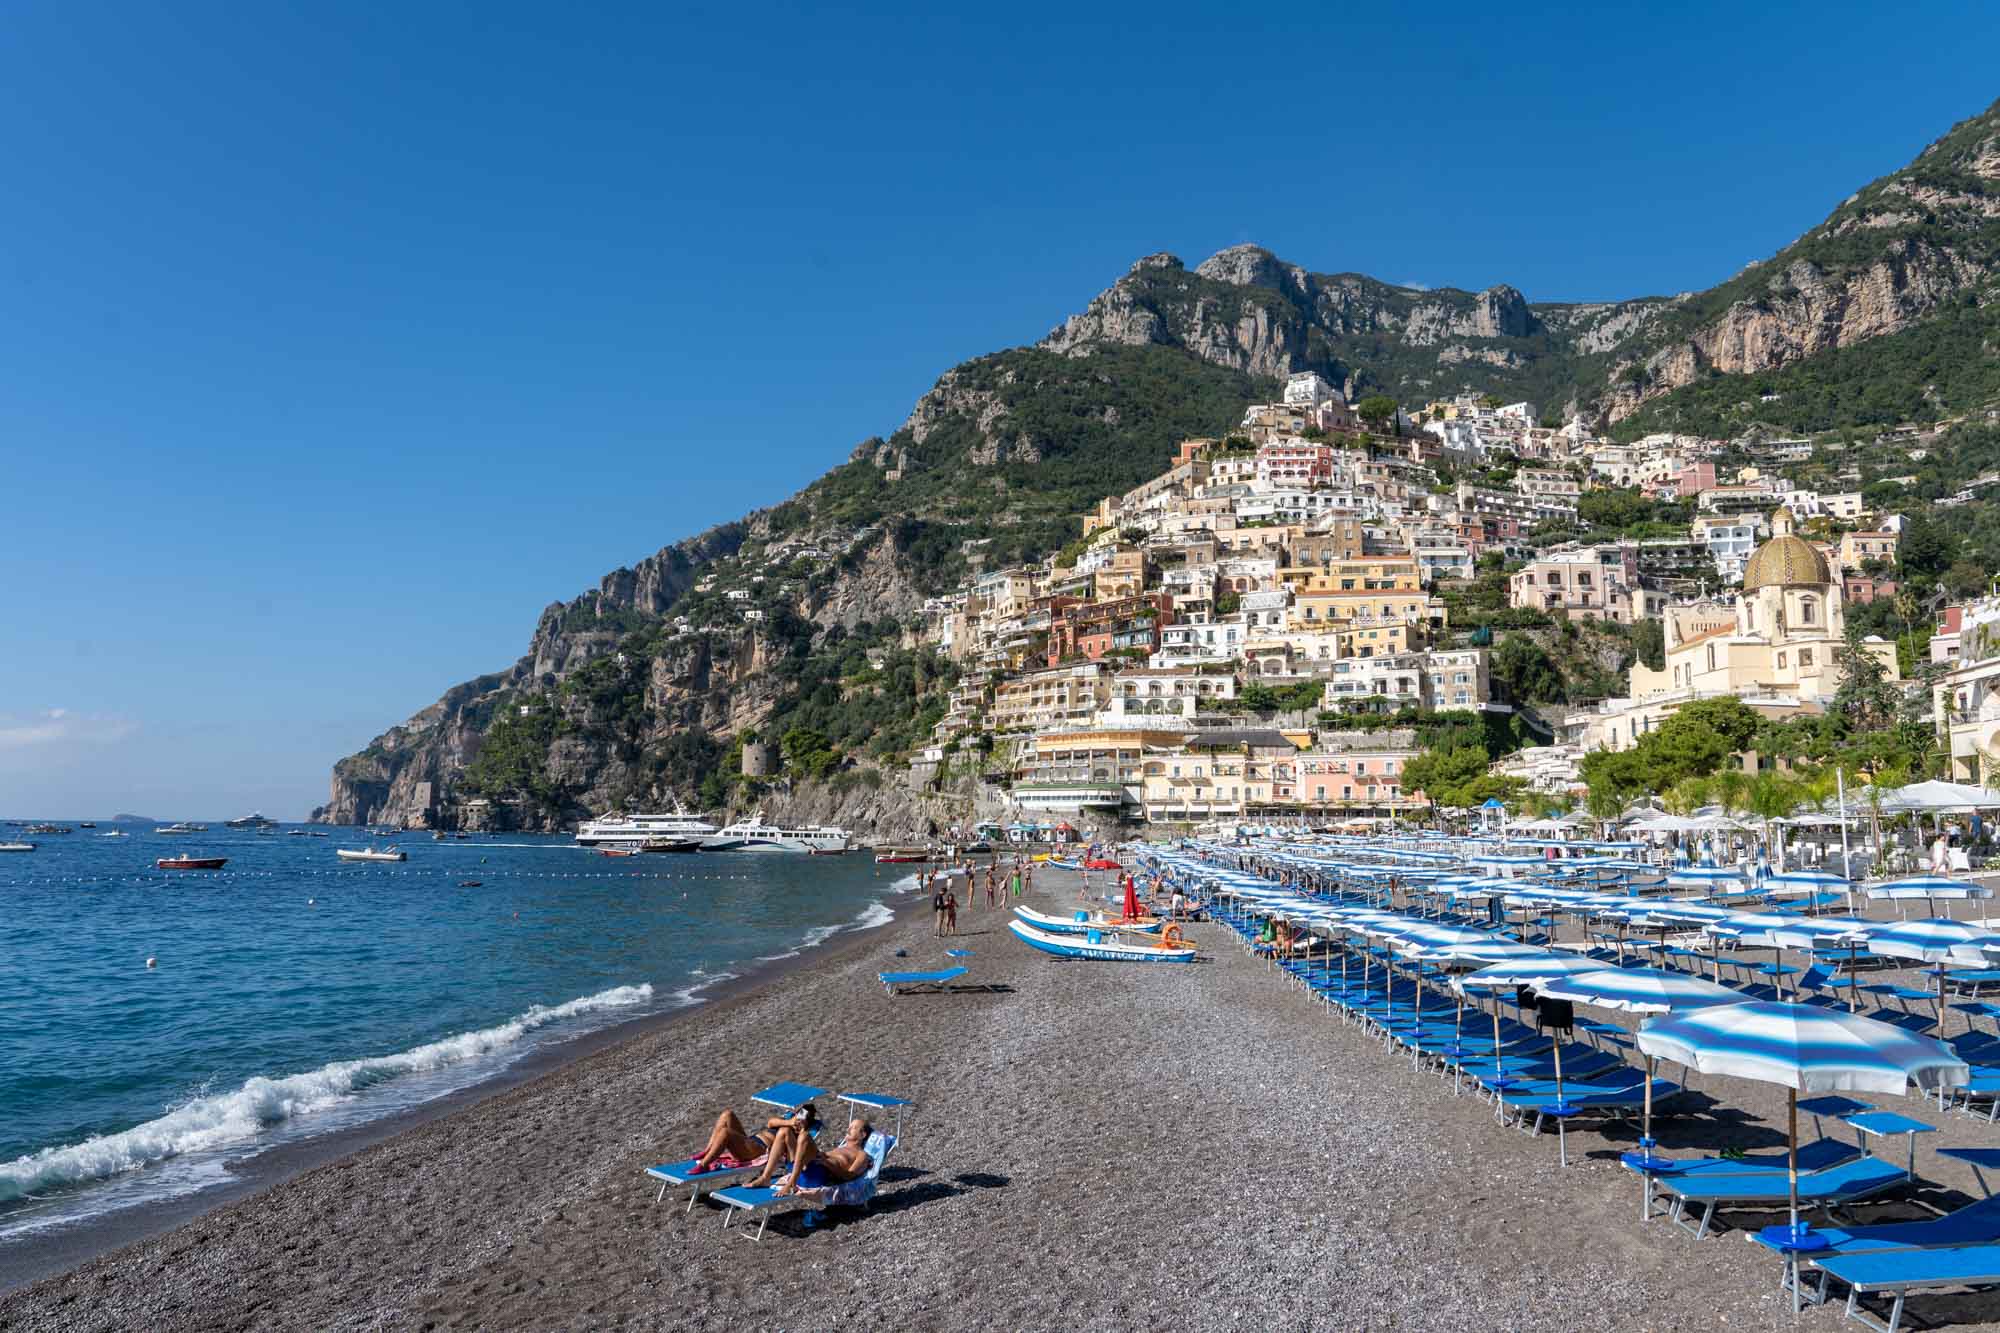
[1194, 244, 1289, 289]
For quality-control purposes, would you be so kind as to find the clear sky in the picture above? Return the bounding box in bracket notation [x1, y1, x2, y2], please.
[2, 2, 1995, 818]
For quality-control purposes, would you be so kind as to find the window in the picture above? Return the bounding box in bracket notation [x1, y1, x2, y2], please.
[1800, 648, 1814, 668]
[1777, 652, 1788, 669]
[1799, 597, 1817, 625]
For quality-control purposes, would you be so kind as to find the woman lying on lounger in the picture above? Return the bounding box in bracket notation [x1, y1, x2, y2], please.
[747, 1117, 875, 1195]
[690, 1102, 819, 1173]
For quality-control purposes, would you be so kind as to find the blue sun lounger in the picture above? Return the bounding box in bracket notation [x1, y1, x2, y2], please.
[878, 966, 968, 995]
[712, 1129, 897, 1240]
[1755, 1194, 2000, 1309]
[1628, 1137, 1861, 1182]
[643, 1080, 827, 1211]
[1660, 1156, 1912, 1239]
[1809, 1242, 2000, 1333]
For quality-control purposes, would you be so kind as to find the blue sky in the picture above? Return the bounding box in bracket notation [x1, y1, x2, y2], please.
[1, 2, 1994, 818]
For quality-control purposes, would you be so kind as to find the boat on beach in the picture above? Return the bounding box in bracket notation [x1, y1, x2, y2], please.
[1044, 856, 1083, 871]
[337, 847, 408, 863]
[1007, 918, 1194, 963]
[157, 855, 227, 870]
[1013, 904, 1163, 935]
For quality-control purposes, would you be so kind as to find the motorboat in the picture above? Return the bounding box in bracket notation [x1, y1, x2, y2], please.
[158, 855, 227, 870]
[100, 830, 129, 838]
[0, 841, 35, 853]
[25, 824, 71, 835]
[155, 823, 207, 835]
[576, 807, 718, 849]
[704, 812, 850, 854]
[336, 847, 408, 863]
[1007, 918, 1193, 963]
[639, 838, 701, 853]
[873, 846, 935, 864]
[225, 812, 278, 829]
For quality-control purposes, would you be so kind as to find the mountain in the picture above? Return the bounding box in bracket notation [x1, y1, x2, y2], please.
[318, 98, 2000, 832]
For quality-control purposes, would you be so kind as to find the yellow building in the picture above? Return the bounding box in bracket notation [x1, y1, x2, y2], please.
[1279, 558, 1442, 645]
[1628, 510, 1898, 705]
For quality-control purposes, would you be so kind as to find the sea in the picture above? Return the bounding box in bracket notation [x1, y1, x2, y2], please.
[0, 822, 914, 1246]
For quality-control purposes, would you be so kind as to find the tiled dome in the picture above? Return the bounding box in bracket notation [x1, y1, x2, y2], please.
[1743, 534, 1832, 590]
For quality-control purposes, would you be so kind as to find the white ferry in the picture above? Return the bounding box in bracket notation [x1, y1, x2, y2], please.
[703, 812, 850, 854]
[575, 807, 719, 850]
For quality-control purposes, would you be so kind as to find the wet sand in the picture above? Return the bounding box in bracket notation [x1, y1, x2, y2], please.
[4, 867, 2000, 1331]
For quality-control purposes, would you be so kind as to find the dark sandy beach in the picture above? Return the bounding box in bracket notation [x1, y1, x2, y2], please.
[6, 865, 2000, 1331]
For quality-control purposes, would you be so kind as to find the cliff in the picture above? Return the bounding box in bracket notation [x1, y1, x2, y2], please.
[320, 97, 2000, 832]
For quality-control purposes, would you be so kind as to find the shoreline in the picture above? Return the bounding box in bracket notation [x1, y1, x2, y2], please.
[0, 868, 929, 1295]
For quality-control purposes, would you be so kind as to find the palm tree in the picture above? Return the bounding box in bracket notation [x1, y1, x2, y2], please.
[1746, 772, 1804, 870]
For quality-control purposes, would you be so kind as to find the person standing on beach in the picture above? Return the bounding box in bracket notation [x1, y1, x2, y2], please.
[931, 879, 947, 935]
[985, 864, 996, 908]
[944, 886, 958, 935]
[1010, 865, 1022, 899]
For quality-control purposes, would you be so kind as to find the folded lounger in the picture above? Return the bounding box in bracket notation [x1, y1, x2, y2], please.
[1760, 1194, 2000, 1308]
[1809, 1241, 2000, 1333]
[712, 1130, 897, 1240]
[1660, 1156, 1911, 1240]
[878, 966, 968, 996]
[643, 1080, 827, 1211]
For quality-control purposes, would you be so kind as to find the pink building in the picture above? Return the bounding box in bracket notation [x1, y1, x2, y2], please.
[1674, 461, 1719, 499]
[1255, 442, 1334, 489]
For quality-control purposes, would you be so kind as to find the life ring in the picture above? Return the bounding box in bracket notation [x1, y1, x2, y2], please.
[1161, 924, 1185, 949]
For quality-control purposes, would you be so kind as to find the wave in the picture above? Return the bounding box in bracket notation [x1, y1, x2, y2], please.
[667, 971, 738, 1008]
[0, 983, 653, 1204]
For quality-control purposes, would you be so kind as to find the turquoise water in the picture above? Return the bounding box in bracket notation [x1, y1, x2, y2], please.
[0, 824, 910, 1239]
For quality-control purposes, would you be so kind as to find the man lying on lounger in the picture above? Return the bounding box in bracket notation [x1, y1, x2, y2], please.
[689, 1102, 819, 1173]
[747, 1116, 875, 1195]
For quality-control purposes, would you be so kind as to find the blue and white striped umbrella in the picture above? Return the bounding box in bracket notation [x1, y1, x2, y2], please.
[1862, 917, 2000, 965]
[1667, 863, 1747, 891]
[1635, 1001, 1968, 1095]
[1635, 1001, 1969, 1236]
[1451, 955, 1609, 993]
[1537, 967, 1742, 1015]
[1869, 877, 1994, 902]
[1417, 939, 1551, 964]
[1763, 870, 1851, 899]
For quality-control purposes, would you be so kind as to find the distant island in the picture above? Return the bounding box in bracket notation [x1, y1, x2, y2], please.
[110, 814, 156, 824]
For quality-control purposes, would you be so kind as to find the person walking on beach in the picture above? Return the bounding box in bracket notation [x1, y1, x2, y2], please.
[1023, 862, 1032, 894]
[943, 886, 958, 935]
[931, 879, 947, 935]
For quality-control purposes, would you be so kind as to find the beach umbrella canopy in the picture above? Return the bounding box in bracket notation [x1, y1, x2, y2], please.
[1869, 877, 1994, 902]
[1451, 954, 1609, 993]
[1536, 967, 1742, 1014]
[1121, 876, 1140, 921]
[1637, 1000, 1969, 1242]
[1863, 917, 2000, 965]
[1880, 780, 2000, 812]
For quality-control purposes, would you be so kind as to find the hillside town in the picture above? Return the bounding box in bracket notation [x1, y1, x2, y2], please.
[797, 370, 2000, 830]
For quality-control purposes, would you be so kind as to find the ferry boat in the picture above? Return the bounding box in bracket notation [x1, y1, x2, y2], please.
[158, 855, 227, 870]
[703, 812, 850, 854]
[225, 812, 278, 829]
[575, 807, 718, 850]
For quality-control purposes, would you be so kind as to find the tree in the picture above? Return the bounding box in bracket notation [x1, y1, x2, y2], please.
[1830, 623, 1901, 736]
[1491, 634, 1566, 704]
[1631, 616, 1666, 671]
[1659, 696, 1761, 754]
[1897, 512, 1953, 580]
[1401, 745, 1494, 810]
[1356, 395, 1398, 433]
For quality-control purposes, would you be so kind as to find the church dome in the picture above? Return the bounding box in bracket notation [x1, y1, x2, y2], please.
[1742, 533, 1833, 590]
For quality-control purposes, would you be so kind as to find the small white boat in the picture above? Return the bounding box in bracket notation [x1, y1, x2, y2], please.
[336, 847, 407, 863]
[0, 841, 35, 853]
[101, 829, 129, 838]
[1013, 904, 1162, 935]
[1008, 918, 1194, 963]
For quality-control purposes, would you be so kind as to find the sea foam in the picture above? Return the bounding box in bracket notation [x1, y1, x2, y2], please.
[0, 983, 653, 1203]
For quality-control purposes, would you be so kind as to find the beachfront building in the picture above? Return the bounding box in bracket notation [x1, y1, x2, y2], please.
[988, 663, 1107, 733]
[1577, 512, 1902, 752]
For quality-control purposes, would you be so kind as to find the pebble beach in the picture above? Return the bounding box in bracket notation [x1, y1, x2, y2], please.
[5, 864, 2000, 1331]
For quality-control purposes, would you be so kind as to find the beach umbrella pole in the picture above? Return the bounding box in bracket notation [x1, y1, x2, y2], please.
[1788, 1087, 1801, 1240]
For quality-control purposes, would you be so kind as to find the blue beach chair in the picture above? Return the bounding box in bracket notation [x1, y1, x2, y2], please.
[1660, 1156, 1912, 1239]
[643, 1080, 827, 1211]
[1756, 1194, 2000, 1308]
[1809, 1242, 2000, 1333]
[877, 965, 968, 995]
[713, 1129, 897, 1240]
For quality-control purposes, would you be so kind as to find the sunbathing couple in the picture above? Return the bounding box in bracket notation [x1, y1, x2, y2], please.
[691, 1103, 874, 1195]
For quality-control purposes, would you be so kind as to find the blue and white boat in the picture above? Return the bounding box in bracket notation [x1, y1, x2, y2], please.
[1008, 918, 1194, 963]
[1013, 904, 1162, 935]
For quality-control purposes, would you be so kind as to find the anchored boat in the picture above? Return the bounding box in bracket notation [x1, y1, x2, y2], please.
[157, 855, 227, 870]
[1007, 918, 1194, 963]
[336, 847, 408, 863]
